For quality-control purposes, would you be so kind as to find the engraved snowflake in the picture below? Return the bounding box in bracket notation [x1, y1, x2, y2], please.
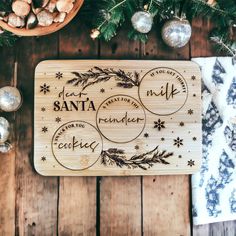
[134, 145, 139, 150]
[173, 137, 183, 148]
[188, 159, 195, 167]
[191, 75, 196, 80]
[41, 156, 46, 161]
[42, 127, 48, 133]
[193, 137, 197, 141]
[56, 72, 63, 79]
[40, 83, 50, 94]
[154, 119, 165, 131]
[188, 109, 193, 115]
[41, 107, 46, 112]
[100, 88, 105, 93]
[144, 133, 149, 138]
[55, 117, 61, 123]
[179, 122, 184, 127]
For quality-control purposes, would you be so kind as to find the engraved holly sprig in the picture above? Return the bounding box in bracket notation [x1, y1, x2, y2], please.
[67, 67, 140, 91]
[101, 146, 173, 170]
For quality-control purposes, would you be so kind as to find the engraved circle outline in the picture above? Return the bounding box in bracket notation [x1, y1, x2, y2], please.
[96, 94, 146, 144]
[138, 67, 189, 116]
[51, 120, 103, 171]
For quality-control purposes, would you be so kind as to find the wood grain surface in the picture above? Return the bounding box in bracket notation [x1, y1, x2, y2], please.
[0, 45, 15, 236]
[141, 28, 191, 236]
[99, 30, 142, 236]
[15, 36, 59, 236]
[58, 18, 97, 236]
[0, 16, 235, 236]
[34, 60, 201, 176]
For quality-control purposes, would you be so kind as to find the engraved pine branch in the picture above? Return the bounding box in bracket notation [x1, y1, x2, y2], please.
[101, 146, 173, 170]
[67, 67, 140, 90]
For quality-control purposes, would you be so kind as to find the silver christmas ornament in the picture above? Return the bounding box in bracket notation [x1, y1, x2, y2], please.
[161, 18, 192, 48]
[0, 86, 22, 112]
[0, 117, 10, 144]
[131, 11, 153, 34]
[0, 142, 12, 153]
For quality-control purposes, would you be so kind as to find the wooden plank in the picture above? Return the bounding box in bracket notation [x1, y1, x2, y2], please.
[143, 176, 190, 236]
[190, 18, 215, 57]
[58, 18, 97, 236]
[141, 29, 191, 236]
[0, 47, 16, 236]
[58, 16, 98, 59]
[192, 225, 209, 236]
[34, 60, 201, 176]
[15, 36, 58, 235]
[191, 18, 236, 236]
[58, 177, 96, 235]
[99, 29, 142, 235]
[99, 177, 142, 236]
[99, 29, 140, 59]
[194, 221, 236, 236]
[215, 221, 236, 236]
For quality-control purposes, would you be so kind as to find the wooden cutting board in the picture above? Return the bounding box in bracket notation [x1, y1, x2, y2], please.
[34, 60, 201, 176]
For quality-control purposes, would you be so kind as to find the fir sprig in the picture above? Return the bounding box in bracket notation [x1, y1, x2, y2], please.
[0, 0, 13, 12]
[101, 146, 173, 170]
[84, 0, 236, 56]
[210, 35, 236, 57]
[0, 31, 17, 47]
[208, 25, 236, 57]
[92, 0, 127, 41]
[68, 67, 140, 90]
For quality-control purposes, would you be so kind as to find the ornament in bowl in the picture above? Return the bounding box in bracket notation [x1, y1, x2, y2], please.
[0, 0, 84, 36]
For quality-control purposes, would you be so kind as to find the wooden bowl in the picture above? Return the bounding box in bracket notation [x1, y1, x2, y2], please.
[0, 0, 84, 36]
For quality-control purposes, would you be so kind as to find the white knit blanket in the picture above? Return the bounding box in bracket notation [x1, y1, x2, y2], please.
[191, 57, 236, 225]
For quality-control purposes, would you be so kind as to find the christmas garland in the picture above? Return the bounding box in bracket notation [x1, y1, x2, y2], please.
[86, 0, 236, 56]
[0, 0, 236, 56]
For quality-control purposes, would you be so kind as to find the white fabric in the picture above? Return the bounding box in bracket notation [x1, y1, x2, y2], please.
[191, 57, 236, 225]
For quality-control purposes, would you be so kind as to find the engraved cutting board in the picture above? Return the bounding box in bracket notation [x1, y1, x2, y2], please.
[34, 60, 201, 176]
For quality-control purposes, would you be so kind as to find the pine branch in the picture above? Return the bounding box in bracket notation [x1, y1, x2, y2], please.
[92, 0, 127, 41]
[68, 67, 140, 90]
[190, 0, 228, 17]
[0, 0, 13, 12]
[128, 29, 148, 43]
[188, 0, 236, 28]
[79, 0, 236, 56]
[101, 146, 173, 170]
[210, 35, 236, 57]
[0, 31, 17, 47]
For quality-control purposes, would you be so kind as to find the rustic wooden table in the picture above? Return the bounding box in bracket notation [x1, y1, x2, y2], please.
[0, 16, 236, 236]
